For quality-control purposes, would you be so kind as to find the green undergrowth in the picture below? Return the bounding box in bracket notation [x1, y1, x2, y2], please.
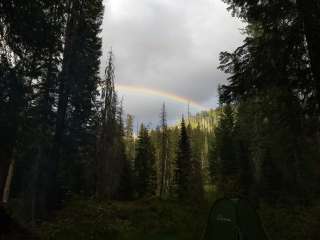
[37, 197, 209, 240]
[36, 191, 320, 240]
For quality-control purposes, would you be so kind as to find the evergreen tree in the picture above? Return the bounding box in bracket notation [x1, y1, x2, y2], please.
[125, 114, 135, 166]
[117, 100, 134, 200]
[0, 0, 67, 218]
[134, 124, 157, 198]
[190, 123, 204, 202]
[35, 0, 104, 210]
[176, 117, 193, 200]
[219, 0, 320, 203]
[159, 103, 169, 198]
[96, 50, 124, 199]
[0, 0, 105, 216]
[208, 134, 219, 184]
[210, 105, 239, 195]
[232, 104, 253, 197]
[191, 123, 204, 173]
[65, 0, 104, 195]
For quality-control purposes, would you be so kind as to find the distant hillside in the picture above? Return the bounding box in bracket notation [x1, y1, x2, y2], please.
[186, 109, 219, 132]
[170, 108, 219, 133]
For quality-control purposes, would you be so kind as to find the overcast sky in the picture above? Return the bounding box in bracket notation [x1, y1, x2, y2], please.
[101, 0, 245, 128]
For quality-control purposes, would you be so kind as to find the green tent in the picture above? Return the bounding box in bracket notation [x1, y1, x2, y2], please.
[203, 198, 268, 240]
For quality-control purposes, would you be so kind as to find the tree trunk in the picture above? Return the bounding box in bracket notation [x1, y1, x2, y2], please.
[2, 153, 15, 204]
[0, 148, 12, 203]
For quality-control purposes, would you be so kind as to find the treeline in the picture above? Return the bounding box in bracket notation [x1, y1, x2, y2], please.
[119, 104, 208, 202]
[147, 107, 219, 195]
[133, 116, 204, 202]
[209, 0, 320, 205]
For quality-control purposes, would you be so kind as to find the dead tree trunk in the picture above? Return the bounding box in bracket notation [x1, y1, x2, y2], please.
[2, 152, 15, 204]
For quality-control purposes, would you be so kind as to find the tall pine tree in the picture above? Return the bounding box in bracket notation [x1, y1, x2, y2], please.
[159, 103, 169, 198]
[96, 51, 125, 199]
[176, 117, 193, 200]
[134, 124, 157, 198]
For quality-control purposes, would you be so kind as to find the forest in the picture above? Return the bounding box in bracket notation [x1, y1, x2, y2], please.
[1, 0, 320, 239]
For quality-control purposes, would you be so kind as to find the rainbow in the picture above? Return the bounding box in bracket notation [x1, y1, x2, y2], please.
[115, 84, 207, 110]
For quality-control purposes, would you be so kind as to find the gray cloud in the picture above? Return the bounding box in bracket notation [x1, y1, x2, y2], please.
[101, 0, 245, 125]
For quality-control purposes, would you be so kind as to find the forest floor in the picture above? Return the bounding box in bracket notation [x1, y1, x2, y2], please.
[37, 197, 209, 240]
[34, 189, 320, 240]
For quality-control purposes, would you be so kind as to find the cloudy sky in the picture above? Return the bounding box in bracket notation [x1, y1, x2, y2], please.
[101, 0, 245, 127]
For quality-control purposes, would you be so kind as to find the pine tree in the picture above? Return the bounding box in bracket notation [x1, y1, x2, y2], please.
[117, 100, 134, 200]
[159, 103, 169, 198]
[96, 50, 124, 199]
[220, 0, 317, 114]
[65, 0, 104, 195]
[232, 102, 255, 197]
[134, 124, 157, 198]
[125, 114, 135, 166]
[176, 117, 193, 200]
[0, 0, 106, 217]
[208, 135, 219, 184]
[190, 123, 204, 202]
[0, 0, 66, 217]
[210, 105, 239, 195]
[45, 0, 104, 209]
[219, 0, 320, 202]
